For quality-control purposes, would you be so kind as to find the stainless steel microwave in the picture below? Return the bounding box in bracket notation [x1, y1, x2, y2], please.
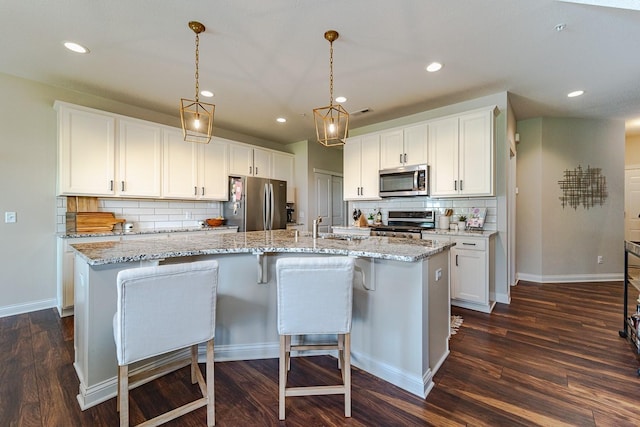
[379, 164, 429, 197]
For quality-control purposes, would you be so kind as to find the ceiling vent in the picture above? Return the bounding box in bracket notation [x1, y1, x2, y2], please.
[351, 108, 373, 116]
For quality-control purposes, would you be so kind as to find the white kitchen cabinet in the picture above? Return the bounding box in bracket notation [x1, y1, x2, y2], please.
[56, 102, 116, 196]
[162, 130, 228, 200]
[428, 108, 494, 197]
[379, 124, 428, 169]
[228, 143, 271, 178]
[57, 103, 161, 198]
[117, 118, 162, 197]
[343, 134, 380, 200]
[56, 235, 121, 316]
[450, 234, 495, 313]
[271, 151, 295, 202]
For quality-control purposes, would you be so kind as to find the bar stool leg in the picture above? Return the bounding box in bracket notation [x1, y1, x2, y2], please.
[279, 335, 287, 420]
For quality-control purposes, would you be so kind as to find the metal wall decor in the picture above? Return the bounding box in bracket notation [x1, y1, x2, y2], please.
[558, 164, 607, 209]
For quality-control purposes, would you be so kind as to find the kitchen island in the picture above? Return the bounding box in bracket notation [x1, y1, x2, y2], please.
[70, 230, 453, 409]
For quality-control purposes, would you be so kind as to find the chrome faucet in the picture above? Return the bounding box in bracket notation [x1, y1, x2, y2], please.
[312, 216, 322, 239]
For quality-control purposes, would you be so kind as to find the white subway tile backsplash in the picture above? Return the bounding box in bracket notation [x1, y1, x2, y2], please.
[348, 196, 498, 230]
[57, 197, 223, 232]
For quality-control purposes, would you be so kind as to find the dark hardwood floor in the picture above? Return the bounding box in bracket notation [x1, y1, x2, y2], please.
[2, 280, 640, 426]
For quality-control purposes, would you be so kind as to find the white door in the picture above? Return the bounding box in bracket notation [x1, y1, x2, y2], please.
[625, 168, 640, 242]
[315, 172, 331, 233]
[331, 176, 344, 228]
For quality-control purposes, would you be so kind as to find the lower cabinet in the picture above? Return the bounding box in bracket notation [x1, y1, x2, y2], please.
[450, 235, 495, 313]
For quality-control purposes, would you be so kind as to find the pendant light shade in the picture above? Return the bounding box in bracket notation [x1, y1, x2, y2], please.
[313, 30, 349, 147]
[180, 21, 215, 144]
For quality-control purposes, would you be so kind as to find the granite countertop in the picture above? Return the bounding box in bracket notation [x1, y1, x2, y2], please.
[422, 229, 497, 237]
[59, 225, 238, 239]
[70, 229, 454, 266]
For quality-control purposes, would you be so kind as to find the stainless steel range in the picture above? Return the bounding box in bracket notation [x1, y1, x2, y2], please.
[370, 210, 435, 239]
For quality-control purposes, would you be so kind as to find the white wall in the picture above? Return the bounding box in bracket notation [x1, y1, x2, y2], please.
[516, 117, 625, 282]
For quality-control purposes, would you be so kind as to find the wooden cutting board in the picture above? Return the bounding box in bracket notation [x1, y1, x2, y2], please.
[67, 196, 99, 212]
[74, 212, 125, 232]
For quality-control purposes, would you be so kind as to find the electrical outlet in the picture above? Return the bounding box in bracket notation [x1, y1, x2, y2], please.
[5, 211, 16, 223]
[435, 268, 442, 281]
[597, 255, 603, 264]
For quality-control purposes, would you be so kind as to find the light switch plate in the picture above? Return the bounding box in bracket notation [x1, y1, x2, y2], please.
[5, 211, 16, 223]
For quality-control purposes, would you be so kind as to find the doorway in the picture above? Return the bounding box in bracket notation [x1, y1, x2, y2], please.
[314, 171, 345, 234]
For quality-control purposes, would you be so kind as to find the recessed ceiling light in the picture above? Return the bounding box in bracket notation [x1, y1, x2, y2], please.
[200, 90, 214, 97]
[276, 117, 287, 123]
[63, 41, 89, 54]
[568, 90, 584, 98]
[426, 62, 443, 72]
[335, 96, 347, 103]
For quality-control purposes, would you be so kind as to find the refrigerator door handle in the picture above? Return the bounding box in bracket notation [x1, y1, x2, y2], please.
[269, 183, 275, 230]
[263, 183, 269, 230]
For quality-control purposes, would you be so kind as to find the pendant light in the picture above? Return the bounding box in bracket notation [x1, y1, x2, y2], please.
[313, 30, 349, 147]
[180, 21, 215, 143]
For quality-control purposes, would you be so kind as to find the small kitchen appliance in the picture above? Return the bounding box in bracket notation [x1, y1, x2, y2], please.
[370, 209, 435, 239]
[379, 164, 429, 197]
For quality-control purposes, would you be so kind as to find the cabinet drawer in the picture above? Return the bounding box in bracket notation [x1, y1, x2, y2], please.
[453, 237, 486, 251]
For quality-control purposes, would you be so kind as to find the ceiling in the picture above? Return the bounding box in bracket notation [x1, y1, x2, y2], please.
[2, 0, 640, 143]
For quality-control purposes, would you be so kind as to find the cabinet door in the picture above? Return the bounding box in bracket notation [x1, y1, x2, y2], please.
[403, 123, 428, 166]
[252, 147, 272, 178]
[458, 110, 493, 196]
[343, 137, 362, 199]
[360, 134, 381, 198]
[162, 129, 198, 198]
[228, 143, 254, 176]
[428, 117, 459, 196]
[199, 139, 228, 200]
[118, 119, 162, 197]
[451, 245, 487, 304]
[272, 151, 295, 202]
[57, 105, 115, 196]
[379, 129, 404, 169]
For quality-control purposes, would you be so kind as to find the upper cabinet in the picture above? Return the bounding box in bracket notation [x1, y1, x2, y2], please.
[57, 103, 116, 196]
[162, 129, 228, 200]
[229, 144, 271, 178]
[343, 134, 380, 200]
[118, 118, 162, 197]
[379, 124, 428, 169]
[57, 105, 162, 198]
[271, 151, 295, 202]
[429, 108, 495, 197]
[56, 102, 229, 201]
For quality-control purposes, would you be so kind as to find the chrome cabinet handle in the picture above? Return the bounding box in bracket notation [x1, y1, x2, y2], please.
[249, 166, 252, 175]
[462, 242, 476, 246]
[404, 153, 407, 163]
[110, 180, 114, 191]
[455, 254, 459, 266]
[121, 181, 125, 192]
[194, 186, 198, 196]
[255, 166, 258, 175]
[460, 180, 463, 191]
[400, 154, 403, 164]
[454, 180, 457, 191]
[201, 187, 205, 196]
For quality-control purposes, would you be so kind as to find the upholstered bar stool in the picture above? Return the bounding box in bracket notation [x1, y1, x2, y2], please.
[113, 260, 219, 427]
[275, 256, 355, 420]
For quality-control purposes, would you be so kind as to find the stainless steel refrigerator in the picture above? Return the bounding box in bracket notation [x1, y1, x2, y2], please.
[224, 176, 287, 232]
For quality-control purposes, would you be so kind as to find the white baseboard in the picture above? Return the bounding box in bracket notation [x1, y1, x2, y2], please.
[351, 350, 430, 398]
[517, 272, 623, 283]
[0, 298, 56, 319]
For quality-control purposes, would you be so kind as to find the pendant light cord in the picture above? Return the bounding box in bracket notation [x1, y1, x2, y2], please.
[194, 32, 200, 102]
[329, 40, 334, 107]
